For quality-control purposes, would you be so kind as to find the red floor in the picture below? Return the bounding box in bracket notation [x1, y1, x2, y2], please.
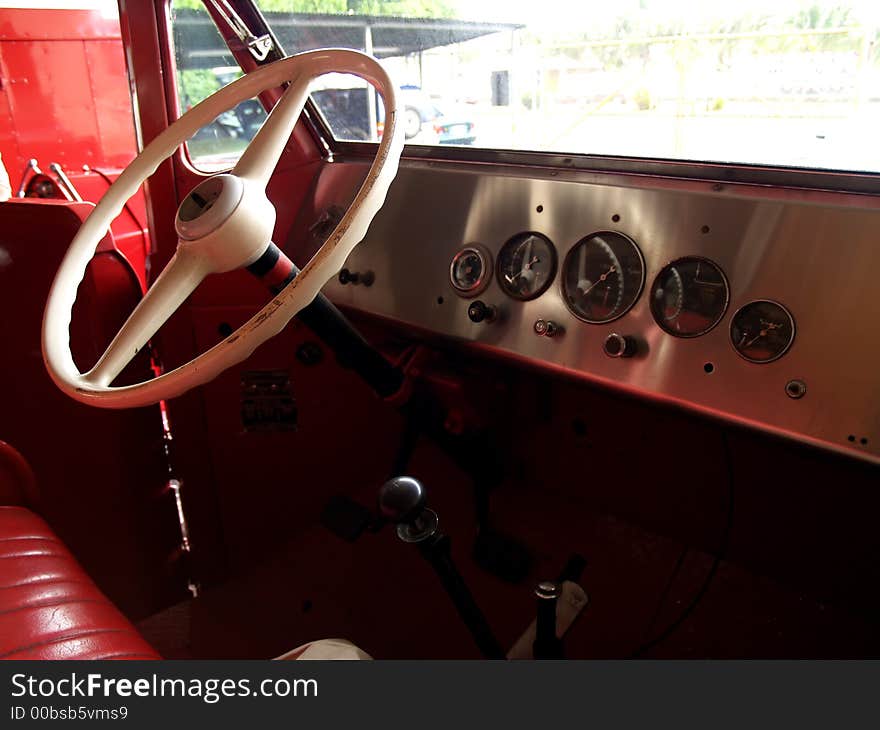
[139, 439, 880, 659]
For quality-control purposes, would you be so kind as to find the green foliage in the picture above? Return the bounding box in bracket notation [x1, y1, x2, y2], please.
[177, 68, 221, 108]
[633, 87, 651, 111]
[792, 4, 852, 30]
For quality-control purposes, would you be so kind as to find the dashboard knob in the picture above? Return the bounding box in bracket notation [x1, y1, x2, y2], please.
[338, 268, 374, 286]
[534, 319, 562, 338]
[467, 300, 497, 324]
[604, 332, 637, 358]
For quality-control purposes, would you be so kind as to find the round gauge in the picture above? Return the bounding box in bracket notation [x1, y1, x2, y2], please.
[562, 231, 645, 324]
[730, 300, 795, 363]
[496, 232, 558, 301]
[449, 245, 492, 297]
[650, 257, 729, 337]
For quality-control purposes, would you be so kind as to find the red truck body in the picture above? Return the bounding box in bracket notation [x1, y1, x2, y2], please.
[0, 5, 149, 287]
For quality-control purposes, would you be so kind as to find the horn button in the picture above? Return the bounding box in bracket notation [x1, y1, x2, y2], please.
[175, 174, 244, 241]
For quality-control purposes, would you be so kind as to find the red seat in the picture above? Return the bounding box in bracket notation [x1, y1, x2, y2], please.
[0, 506, 159, 660]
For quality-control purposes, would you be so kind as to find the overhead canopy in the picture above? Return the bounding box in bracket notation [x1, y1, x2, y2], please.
[173, 10, 521, 70]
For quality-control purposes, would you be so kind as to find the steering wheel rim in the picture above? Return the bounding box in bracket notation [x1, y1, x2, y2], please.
[42, 49, 403, 409]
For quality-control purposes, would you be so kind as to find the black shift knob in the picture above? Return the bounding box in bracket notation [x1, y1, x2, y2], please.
[378, 476, 426, 524]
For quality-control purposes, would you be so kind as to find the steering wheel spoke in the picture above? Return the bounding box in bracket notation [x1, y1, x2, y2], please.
[85, 248, 210, 387]
[232, 73, 312, 189]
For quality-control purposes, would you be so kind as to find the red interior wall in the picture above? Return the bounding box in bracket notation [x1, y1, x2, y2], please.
[0, 9, 137, 181]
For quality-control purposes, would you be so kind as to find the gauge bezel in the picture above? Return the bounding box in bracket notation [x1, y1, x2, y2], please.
[650, 256, 730, 338]
[730, 298, 796, 364]
[495, 231, 558, 301]
[449, 244, 492, 297]
[561, 230, 646, 325]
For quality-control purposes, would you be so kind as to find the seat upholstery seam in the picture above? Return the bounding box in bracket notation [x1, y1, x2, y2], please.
[0, 577, 94, 591]
[0, 552, 69, 560]
[0, 627, 144, 658]
[0, 596, 110, 617]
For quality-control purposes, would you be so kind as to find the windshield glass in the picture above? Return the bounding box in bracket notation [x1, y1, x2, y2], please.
[185, 0, 880, 174]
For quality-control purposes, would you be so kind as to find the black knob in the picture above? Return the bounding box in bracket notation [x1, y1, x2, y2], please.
[378, 476, 426, 524]
[467, 300, 496, 323]
[338, 268, 375, 286]
[604, 332, 637, 358]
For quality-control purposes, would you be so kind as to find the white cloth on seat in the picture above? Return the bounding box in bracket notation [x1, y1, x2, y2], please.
[275, 638, 372, 661]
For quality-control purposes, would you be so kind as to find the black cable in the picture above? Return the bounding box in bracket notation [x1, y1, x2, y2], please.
[629, 429, 735, 658]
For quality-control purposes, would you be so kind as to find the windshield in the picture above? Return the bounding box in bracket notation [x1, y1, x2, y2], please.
[176, 0, 880, 174]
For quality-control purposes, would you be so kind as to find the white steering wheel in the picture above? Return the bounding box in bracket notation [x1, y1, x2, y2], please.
[42, 49, 403, 409]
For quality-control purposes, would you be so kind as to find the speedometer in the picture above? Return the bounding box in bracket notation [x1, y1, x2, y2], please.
[562, 231, 645, 324]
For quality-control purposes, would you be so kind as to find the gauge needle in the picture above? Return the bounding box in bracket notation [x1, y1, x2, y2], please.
[581, 265, 616, 296]
[742, 321, 783, 348]
[505, 256, 541, 285]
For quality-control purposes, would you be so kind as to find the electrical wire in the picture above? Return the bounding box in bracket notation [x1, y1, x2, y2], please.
[629, 429, 736, 657]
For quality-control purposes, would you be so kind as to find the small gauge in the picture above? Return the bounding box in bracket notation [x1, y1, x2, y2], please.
[562, 231, 645, 324]
[730, 300, 795, 363]
[449, 245, 492, 297]
[650, 257, 729, 337]
[496, 232, 557, 301]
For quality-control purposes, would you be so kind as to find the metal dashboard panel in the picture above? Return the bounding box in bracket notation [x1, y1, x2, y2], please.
[321, 161, 880, 464]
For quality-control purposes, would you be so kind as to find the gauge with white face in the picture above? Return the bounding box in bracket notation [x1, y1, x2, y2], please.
[496, 232, 557, 301]
[449, 245, 492, 297]
[562, 231, 645, 324]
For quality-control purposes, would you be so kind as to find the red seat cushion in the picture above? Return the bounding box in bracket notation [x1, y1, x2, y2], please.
[0, 507, 159, 660]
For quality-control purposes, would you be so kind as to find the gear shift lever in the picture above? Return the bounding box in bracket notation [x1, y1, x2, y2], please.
[378, 476, 440, 542]
[379, 476, 504, 659]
